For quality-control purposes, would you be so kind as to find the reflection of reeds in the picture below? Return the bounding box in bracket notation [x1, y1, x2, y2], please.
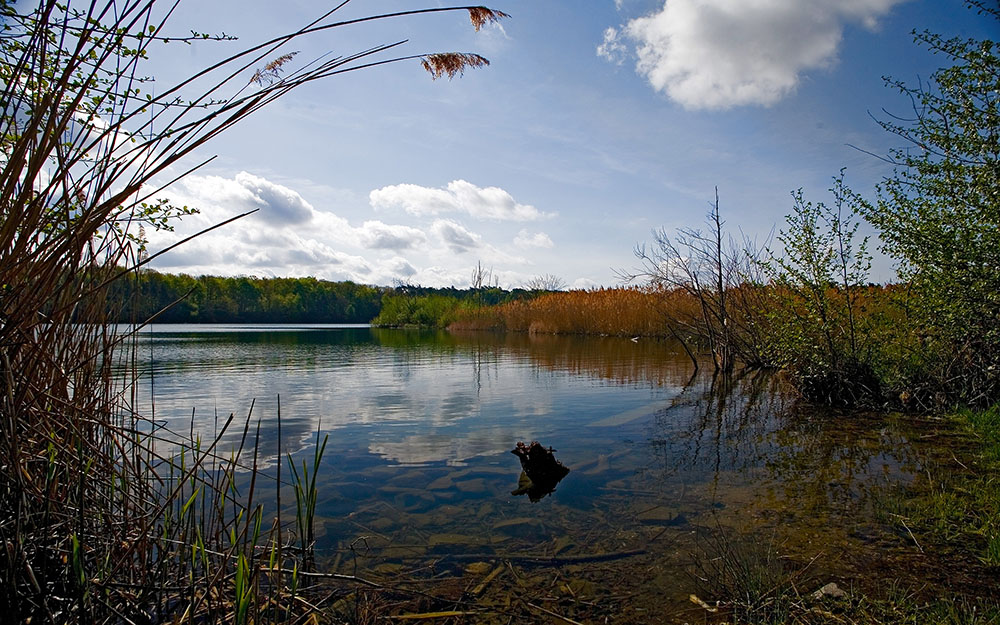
[447, 330, 698, 388]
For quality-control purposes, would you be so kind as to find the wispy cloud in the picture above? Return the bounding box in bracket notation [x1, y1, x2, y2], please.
[597, 26, 627, 65]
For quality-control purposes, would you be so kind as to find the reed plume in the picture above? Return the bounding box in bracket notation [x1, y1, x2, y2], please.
[251, 51, 300, 85]
[468, 7, 510, 31]
[422, 52, 490, 79]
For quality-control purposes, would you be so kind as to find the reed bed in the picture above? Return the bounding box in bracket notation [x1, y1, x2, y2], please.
[1, 2, 506, 622]
[0, 227, 324, 623]
[451, 284, 775, 364]
[0, 251, 332, 622]
[450, 282, 911, 406]
[451, 287, 681, 337]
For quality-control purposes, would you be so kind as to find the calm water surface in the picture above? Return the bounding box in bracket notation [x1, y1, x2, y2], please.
[133, 324, 960, 621]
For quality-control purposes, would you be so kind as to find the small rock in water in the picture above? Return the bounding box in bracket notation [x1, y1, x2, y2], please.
[811, 582, 848, 600]
[465, 561, 493, 575]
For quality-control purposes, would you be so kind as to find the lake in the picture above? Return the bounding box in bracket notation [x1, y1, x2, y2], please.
[132, 324, 973, 622]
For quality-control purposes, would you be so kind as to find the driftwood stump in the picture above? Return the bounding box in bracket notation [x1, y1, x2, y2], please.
[510, 441, 570, 502]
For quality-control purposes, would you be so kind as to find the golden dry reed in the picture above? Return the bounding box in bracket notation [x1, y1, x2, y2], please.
[450, 287, 692, 337]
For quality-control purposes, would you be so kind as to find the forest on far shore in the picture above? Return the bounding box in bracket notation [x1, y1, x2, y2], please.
[116, 271, 383, 323]
[115, 271, 542, 324]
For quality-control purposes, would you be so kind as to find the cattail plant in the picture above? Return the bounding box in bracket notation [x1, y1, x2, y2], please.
[0, 1, 506, 622]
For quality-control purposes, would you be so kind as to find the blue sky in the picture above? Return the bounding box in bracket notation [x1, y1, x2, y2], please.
[142, 0, 996, 288]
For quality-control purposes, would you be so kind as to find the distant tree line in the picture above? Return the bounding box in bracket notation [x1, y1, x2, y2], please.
[115, 273, 552, 324]
[117, 272, 384, 323]
[373, 284, 542, 327]
[388, 284, 538, 306]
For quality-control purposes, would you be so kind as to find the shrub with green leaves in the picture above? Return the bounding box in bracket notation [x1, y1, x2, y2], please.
[763, 172, 882, 406]
[864, 2, 1000, 408]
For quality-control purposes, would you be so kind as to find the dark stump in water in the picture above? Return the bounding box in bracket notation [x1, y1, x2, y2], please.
[510, 441, 570, 502]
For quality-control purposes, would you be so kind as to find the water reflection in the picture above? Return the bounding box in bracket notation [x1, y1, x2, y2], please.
[134, 326, 694, 468]
[129, 325, 967, 612]
[647, 370, 788, 483]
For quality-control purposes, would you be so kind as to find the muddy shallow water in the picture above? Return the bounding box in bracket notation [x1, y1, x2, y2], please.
[136, 325, 995, 622]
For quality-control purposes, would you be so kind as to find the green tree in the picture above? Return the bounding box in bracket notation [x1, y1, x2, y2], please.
[864, 1, 1000, 406]
[763, 172, 879, 406]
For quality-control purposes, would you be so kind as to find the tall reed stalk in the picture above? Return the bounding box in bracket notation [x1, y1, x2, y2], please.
[0, 2, 504, 622]
[289, 429, 329, 575]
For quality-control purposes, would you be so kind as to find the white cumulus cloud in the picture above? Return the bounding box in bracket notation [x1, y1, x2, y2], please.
[356, 220, 427, 250]
[178, 171, 315, 225]
[235, 171, 315, 225]
[605, 0, 907, 110]
[146, 171, 595, 288]
[369, 180, 551, 221]
[431, 219, 482, 254]
[514, 229, 554, 249]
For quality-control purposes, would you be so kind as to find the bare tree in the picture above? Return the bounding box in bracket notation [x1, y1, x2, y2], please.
[620, 189, 771, 372]
[470, 260, 499, 289]
[523, 273, 567, 291]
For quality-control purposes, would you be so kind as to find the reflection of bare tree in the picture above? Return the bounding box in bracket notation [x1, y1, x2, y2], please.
[648, 369, 788, 487]
[464, 334, 501, 397]
[645, 365, 931, 534]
